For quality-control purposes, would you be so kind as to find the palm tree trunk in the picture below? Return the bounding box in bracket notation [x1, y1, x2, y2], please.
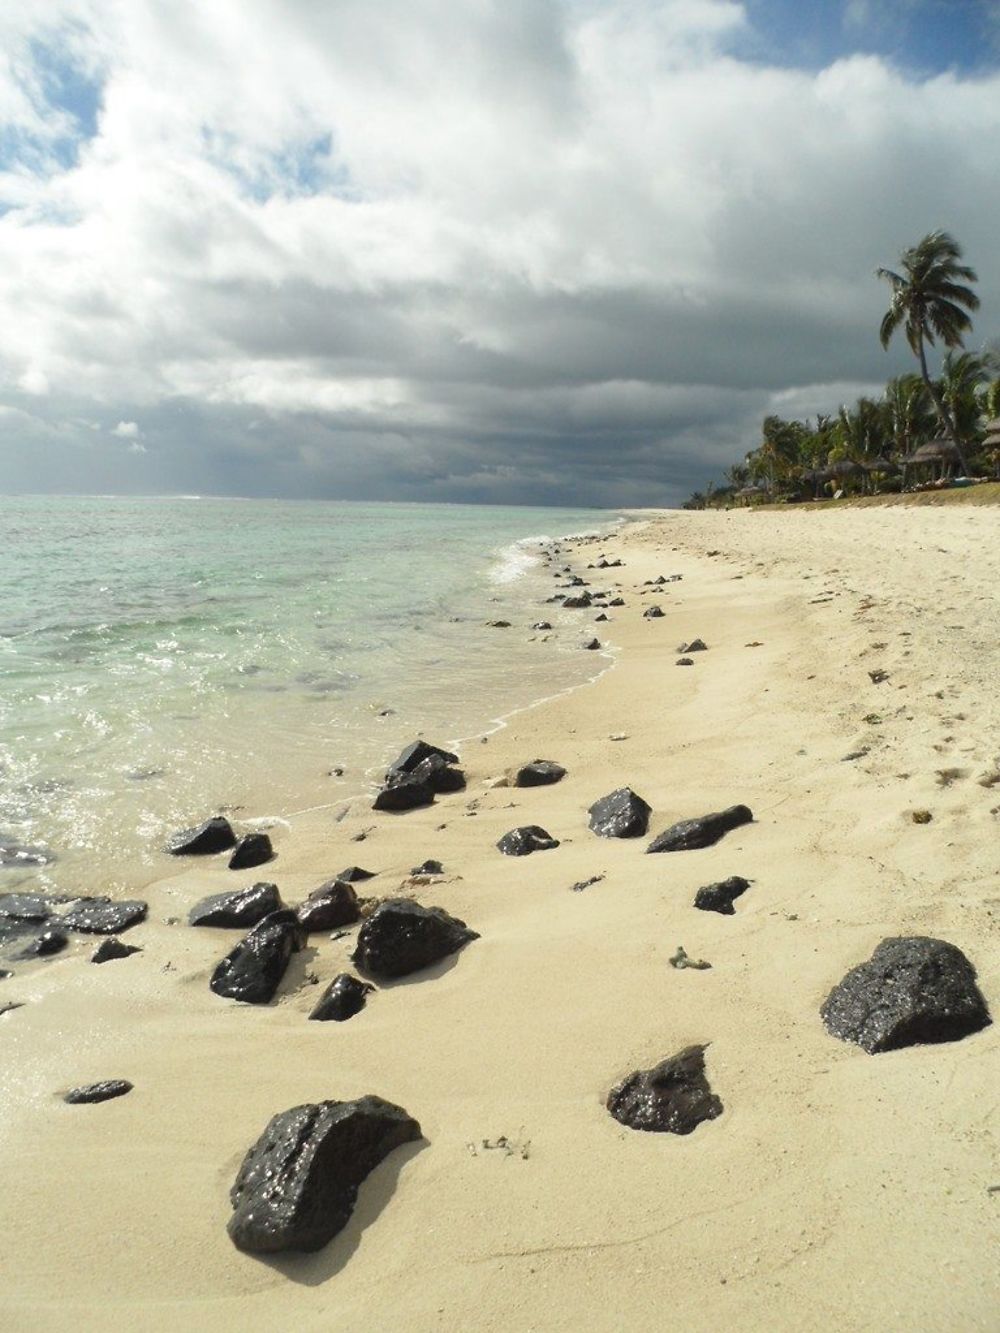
[918, 334, 971, 475]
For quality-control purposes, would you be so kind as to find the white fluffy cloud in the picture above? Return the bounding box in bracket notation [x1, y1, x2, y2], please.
[0, 0, 998, 504]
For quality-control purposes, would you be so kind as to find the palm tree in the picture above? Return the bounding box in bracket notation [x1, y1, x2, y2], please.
[938, 350, 988, 446]
[877, 230, 979, 474]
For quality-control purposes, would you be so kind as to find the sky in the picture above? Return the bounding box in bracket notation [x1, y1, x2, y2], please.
[1, 0, 999, 508]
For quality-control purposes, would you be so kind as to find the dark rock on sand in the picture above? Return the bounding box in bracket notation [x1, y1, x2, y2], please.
[296, 880, 361, 932]
[189, 882, 283, 928]
[486, 620, 511, 628]
[647, 806, 753, 853]
[497, 826, 560, 856]
[0, 892, 62, 921]
[595, 613, 609, 622]
[352, 898, 477, 979]
[227, 1096, 421, 1254]
[694, 876, 751, 915]
[677, 638, 708, 653]
[607, 1045, 722, 1135]
[210, 910, 305, 1004]
[411, 859, 443, 876]
[609, 597, 625, 607]
[228, 832, 274, 870]
[373, 772, 436, 812]
[513, 760, 566, 788]
[407, 753, 466, 794]
[18, 929, 68, 958]
[64, 1079, 133, 1105]
[821, 936, 991, 1054]
[675, 657, 694, 666]
[588, 788, 652, 839]
[643, 606, 665, 619]
[532, 621, 553, 631]
[309, 973, 374, 1022]
[91, 937, 142, 963]
[58, 897, 148, 934]
[562, 594, 592, 609]
[376, 753, 466, 811]
[386, 740, 458, 779]
[337, 865, 375, 882]
[583, 638, 601, 650]
[165, 815, 236, 856]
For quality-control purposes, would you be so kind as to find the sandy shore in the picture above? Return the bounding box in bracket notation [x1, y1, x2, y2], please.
[2, 505, 998, 1331]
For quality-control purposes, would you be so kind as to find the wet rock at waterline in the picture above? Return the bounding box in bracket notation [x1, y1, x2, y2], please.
[497, 826, 560, 856]
[227, 1096, 421, 1254]
[386, 740, 459, 780]
[164, 816, 236, 856]
[64, 1079, 133, 1105]
[351, 899, 477, 979]
[189, 882, 284, 929]
[228, 832, 274, 871]
[0, 892, 69, 922]
[58, 898, 148, 934]
[647, 805, 753, 853]
[821, 937, 991, 1054]
[91, 937, 142, 963]
[309, 973, 374, 1022]
[513, 760, 566, 788]
[694, 876, 751, 915]
[588, 788, 651, 839]
[18, 929, 68, 959]
[0, 837, 55, 869]
[607, 1046, 722, 1135]
[210, 910, 305, 1004]
[296, 880, 361, 933]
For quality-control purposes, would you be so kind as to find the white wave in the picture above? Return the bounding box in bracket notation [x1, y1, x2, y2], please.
[489, 537, 547, 584]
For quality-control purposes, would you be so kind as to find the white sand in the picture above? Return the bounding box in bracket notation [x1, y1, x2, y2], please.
[2, 505, 998, 1331]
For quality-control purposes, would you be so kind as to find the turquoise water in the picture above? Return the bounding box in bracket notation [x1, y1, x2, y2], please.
[1, 497, 616, 894]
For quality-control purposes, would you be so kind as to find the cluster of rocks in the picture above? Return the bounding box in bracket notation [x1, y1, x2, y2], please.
[0, 890, 148, 965]
[165, 816, 274, 870]
[372, 741, 466, 813]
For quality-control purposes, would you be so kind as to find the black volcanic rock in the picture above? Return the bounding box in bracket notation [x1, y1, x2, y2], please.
[64, 1079, 133, 1105]
[337, 866, 376, 883]
[643, 606, 665, 619]
[405, 754, 466, 794]
[165, 816, 236, 856]
[821, 937, 991, 1054]
[189, 882, 283, 929]
[227, 1096, 421, 1254]
[497, 826, 560, 856]
[513, 760, 566, 788]
[675, 657, 694, 666]
[694, 876, 751, 915]
[607, 1045, 722, 1134]
[410, 859, 444, 876]
[91, 937, 142, 963]
[583, 638, 601, 650]
[228, 833, 274, 870]
[562, 594, 592, 609]
[19, 928, 69, 959]
[352, 898, 477, 979]
[309, 973, 374, 1022]
[609, 598, 625, 607]
[296, 880, 361, 932]
[677, 638, 708, 653]
[210, 910, 305, 1004]
[373, 772, 436, 812]
[0, 892, 65, 921]
[386, 740, 458, 779]
[59, 898, 148, 934]
[588, 788, 651, 839]
[531, 621, 553, 631]
[647, 805, 753, 853]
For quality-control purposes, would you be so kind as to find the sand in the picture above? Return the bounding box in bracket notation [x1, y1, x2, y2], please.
[1, 505, 998, 1332]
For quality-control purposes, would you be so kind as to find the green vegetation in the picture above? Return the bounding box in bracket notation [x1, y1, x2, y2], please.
[684, 232, 1000, 510]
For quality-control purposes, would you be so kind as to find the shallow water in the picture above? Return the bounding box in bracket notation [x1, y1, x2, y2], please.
[1, 497, 617, 895]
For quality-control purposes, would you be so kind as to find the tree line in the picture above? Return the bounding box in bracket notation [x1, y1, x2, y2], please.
[684, 232, 999, 509]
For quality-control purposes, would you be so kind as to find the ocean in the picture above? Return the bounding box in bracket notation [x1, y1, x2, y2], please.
[0, 497, 618, 897]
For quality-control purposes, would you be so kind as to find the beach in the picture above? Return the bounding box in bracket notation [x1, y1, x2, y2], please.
[1, 504, 998, 1331]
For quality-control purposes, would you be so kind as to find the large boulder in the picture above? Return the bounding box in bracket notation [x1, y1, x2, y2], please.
[821, 937, 991, 1054]
[647, 805, 753, 853]
[588, 788, 651, 839]
[607, 1045, 723, 1134]
[164, 816, 236, 856]
[694, 876, 751, 915]
[227, 1096, 421, 1254]
[210, 910, 305, 1004]
[352, 899, 477, 979]
[496, 826, 560, 856]
[309, 973, 374, 1022]
[58, 897, 148, 934]
[513, 760, 566, 788]
[297, 880, 361, 933]
[228, 833, 274, 870]
[189, 882, 283, 928]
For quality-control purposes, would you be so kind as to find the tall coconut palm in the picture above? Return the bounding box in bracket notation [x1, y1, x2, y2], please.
[877, 230, 979, 474]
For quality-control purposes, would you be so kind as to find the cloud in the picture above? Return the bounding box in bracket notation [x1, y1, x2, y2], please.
[0, 0, 998, 506]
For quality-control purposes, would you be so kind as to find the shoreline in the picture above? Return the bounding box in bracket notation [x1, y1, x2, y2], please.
[2, 506, 998, 1330]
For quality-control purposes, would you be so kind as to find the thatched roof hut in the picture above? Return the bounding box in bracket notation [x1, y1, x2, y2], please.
[983, 417, 1000, 450]
[859, 455, 898, 472]
[902, 440, 961, 465]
